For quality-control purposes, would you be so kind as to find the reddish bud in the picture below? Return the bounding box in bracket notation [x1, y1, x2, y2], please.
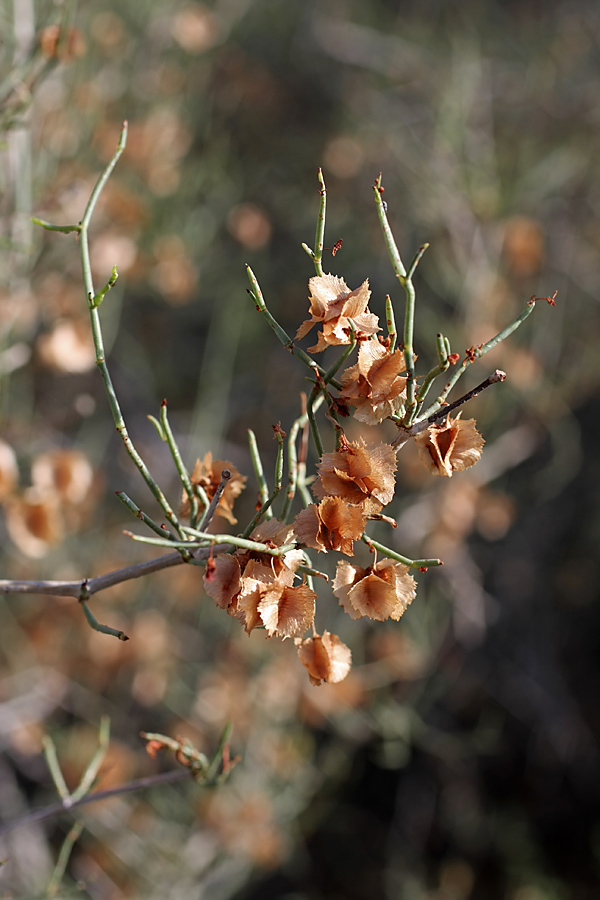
[324, 239, 343, 255]
[145, 739, 167, 759]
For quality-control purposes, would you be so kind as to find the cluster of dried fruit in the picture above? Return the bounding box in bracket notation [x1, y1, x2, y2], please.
[198, 273, 485, 687]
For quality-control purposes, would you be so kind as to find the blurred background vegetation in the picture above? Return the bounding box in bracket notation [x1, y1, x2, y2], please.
[1, 0, 600, 897]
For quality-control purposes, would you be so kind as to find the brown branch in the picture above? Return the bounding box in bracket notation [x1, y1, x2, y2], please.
[198, 470, 231, 532]
[0, 769, 190, 836]
[392, 369, 506, 448]
[0, 543, 233, 600]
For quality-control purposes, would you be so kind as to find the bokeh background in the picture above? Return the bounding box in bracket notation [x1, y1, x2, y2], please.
[1, 0, 600, 897]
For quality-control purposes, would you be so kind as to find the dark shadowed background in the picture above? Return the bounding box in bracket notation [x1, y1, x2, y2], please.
[1, 0, 599, 897]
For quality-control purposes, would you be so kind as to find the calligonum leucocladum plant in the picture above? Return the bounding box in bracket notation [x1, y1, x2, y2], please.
[26, 121, 556, 688]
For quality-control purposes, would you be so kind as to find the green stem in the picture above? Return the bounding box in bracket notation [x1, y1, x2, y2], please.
[401, 276, 418, 424]
[130, 529, 297, 556]
[91, 264, 118, 308]
[42, 736, 70, 801]
[46, 822, 84, 897]
[323, 330, 356, 384]
[60, 121, 186, 538]
[115, 491, 179, 541]
[406, 242, 430, 281]
[70, 717, 111, 803]
[414, 332, 451, 408]
[362, 535, 442, 569]
[31, 218, 80, 234]
[80, 600, 129, 641]
[159, 400, 200, 527]
[373, 174, 406, 279]
[313, 168, 327, 276]
[281, 417, 301, 522]
[205, 722, 233, 782]
[247, 428, 269, 510]
[246, 265, 327, 377]
[281, 395, 323, 521]
[419, 297, 538, 421]
[373, 177, 424, 426]
[385, 294, 397, 352]
[306, 383, 324, 459]
[301, 168, 327, 276]
[242, 429, 284, 535]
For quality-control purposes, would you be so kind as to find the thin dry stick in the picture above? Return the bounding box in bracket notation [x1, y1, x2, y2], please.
[0, 770, 189, 836]
[0, 543, 233, 600]
[392, 370, 507, 448]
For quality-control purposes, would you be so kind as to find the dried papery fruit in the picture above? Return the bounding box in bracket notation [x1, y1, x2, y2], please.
[241, 519, 304, 577]
[294, 496, 366, 556]
[414, 413, 484, 477]
[313, 437, 397, 515]
[0, 439, 19, 502]
[338, 340, 407, 424]
[333, 558, 416, 621]
[236, 565, 314, 638]
[202, 553, 242, 609]
[295, 631, 352, 685]
[181, 452, 246, 524]
[295, 274, 379, 352]
[232, 520, 305, 634]
[257, 580, 316, 639]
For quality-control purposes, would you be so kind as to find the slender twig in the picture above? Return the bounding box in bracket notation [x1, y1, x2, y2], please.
[302, 167, 327, 276]
[282, 416, 301, 522]
[34, 122, 186, 539]
[392, 370, 507, 448]
[159, 400, 200, 527]
[413, 332, 451, 411]
[306, 382, 324, 459]
[129, 530, 296, 557]
[0, 770, 190, 836]
[361, 535, 442, 569]
[80, 600, 129, 641]
[246, 265, 327, 377]
[243, 428, 285, 535]
[297, 393, 313, 508]
[198, 470, 231, 532]
[46, 821, 84, 896]
[0, 724, 235, 837]
[0, 545, 232, 600]
[71, 717, 111, 803]
[373, 176, 427, 425]
[427, 369, 507, 424]
[42, 737, 70, 801]
[419, 297, 539, 422]
[406, 242, 430, 282]
[373, 175, 407, 279]
[281, 392, 323, 520]
[323, 329, 356, 384]
[115, 491, 178, 541]
[247, 429, 269, 511]
[385, 294, 397, 352]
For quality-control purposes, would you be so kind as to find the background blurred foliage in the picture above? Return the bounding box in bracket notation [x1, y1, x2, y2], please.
[1, 0, 600, 897]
